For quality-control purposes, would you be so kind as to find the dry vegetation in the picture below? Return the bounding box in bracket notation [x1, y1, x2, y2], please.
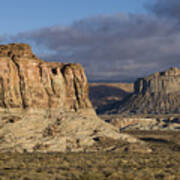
[0, 131, 179, 180]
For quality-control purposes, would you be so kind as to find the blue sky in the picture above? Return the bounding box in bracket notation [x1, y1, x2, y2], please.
[0, 0, 148, 34]
[1, 0, 180, 82]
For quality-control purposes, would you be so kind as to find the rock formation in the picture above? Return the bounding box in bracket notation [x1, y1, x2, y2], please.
[0, 43, 144, 153]
[103, 67, 180, 114]
[0, 43, 91, 111]
[101, 115, 180, 131]
[89, 83, 133, 112]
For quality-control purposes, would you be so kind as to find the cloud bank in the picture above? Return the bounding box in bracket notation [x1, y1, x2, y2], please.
[5, 0, 180, 82]
[147, 0, 180, 19]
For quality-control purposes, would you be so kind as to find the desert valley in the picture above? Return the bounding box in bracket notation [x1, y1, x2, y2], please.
[0, 43, 179, 180]
[1, 0, 180, 179]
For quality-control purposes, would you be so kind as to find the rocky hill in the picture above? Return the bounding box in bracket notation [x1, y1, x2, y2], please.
[101, 67, 180, 115]
[0, 43, 144, 153]
[89, 83, 133, 111]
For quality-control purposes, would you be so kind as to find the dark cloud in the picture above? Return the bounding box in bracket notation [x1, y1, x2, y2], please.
[8, 8, 180, 82]
[146, 0, 180, 20]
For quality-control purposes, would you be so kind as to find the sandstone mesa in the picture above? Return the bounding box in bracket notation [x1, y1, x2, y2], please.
[0, 43, 143, 153]
[0, 43, 91, 111]
[103, 67, 180, 115]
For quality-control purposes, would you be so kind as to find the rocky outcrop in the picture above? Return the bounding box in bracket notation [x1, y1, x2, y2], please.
[102, 67, 180, 114]
[134, 67, 180, 96]
[0, 43, 91, 111]
[0, 43, 146, 153]
[0, 110, 144, 153]
[101, 115, 180, 131]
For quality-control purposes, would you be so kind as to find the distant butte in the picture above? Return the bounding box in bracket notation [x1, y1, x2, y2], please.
[102, 67, 180, 114]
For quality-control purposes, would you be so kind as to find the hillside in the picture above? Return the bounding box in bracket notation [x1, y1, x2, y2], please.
[89, 83, 133, 112]
[100, 67, 180, 115]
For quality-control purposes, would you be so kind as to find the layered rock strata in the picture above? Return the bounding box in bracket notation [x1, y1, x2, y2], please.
[0, 43, 145, 153]
[104, 67, 180, 114]
[0, 43, 91, 111]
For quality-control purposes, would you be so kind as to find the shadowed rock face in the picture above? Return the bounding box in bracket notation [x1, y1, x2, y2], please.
[89, 83, 133, 113]
[103, 67, 180, 114]
[0, 43, 91, 111]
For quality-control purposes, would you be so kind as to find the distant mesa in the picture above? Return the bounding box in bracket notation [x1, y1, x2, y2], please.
[89, 82, 133, 111]
[102, 67, 180, 114]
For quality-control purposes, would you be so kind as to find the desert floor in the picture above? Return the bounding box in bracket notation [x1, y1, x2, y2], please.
[0, 131, 179, 180]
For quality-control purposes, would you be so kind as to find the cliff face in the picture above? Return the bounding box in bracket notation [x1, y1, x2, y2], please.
[0, 43, 91, 111]
[102, 67, 180, 114]
[0, 43, 146, 153]
[134, 67, 180, 95]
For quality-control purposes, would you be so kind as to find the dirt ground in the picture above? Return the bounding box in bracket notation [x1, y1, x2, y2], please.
[0, 131, 179, 180]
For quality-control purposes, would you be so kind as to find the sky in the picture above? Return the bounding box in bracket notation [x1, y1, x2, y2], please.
[1, 0, 180, 82]
[0, 0, 147, 34]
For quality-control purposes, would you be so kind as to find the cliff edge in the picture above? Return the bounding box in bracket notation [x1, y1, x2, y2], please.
[0, 43, 92, 111]
[104, 67, 180, 114]
[0, 44, 145, 153]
